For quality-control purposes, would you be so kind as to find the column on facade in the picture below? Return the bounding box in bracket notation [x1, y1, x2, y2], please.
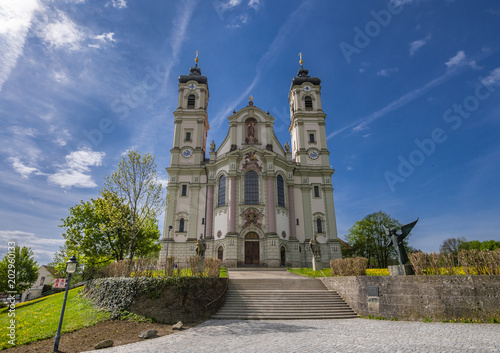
[302, 186, 313, 240]
[288, 185, 296, 239]
[228, 176, 236, 233]
[206, 185, 214, 239]
[267, 176, 276, 234]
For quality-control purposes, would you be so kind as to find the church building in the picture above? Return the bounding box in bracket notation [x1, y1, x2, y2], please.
[159, 55, 342, 268]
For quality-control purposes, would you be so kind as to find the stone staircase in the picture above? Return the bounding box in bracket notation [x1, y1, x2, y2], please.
[212, 276, 358, 320]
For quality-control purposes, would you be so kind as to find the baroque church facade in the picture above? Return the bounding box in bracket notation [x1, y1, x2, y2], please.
[159, 58, 342, 268]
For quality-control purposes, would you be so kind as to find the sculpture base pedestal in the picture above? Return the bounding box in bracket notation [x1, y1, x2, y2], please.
[312, 257, 323, 271]
[198, 256, 205, 274]
[388, 264, 414, 276]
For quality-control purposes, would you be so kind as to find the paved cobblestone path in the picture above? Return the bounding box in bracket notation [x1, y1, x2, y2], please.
[84, 319, 500, 353]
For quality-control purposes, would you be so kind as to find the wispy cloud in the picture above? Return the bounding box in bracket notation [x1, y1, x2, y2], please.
[40, 10, 86, 50]
[409, 34, 431, 56]
[0, 230, 64, 263]
[248, 0, 260, 10]
[445, 50, 478, 70]
[106, 0, 127, 9]
[8, 157, 41, 178]
[328, 51, 481, 138]
[377, 67, 399, 77]
[0, 0, 41, 92]
[481, 67, 500, 86]
[48, 148, 105, 188]
[212, 0, 316, 128]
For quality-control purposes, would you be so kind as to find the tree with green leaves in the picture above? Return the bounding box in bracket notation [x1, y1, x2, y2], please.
[344, 211, 405, 268]
[59, 190, 161, 278]
[0, 246, 39, 293]
[102, 150, 165, 260]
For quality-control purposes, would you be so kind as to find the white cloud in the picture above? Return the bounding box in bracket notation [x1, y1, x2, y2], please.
[248, 0, 260, 10]
[52, 128, 71, 146]
[106, 0, 127, 9]
[0, 230, 64, 264]
[409, 35, 430, 56]
[9, 157, 40, 178]
[48, 148, 105, 188]
[481, 67, 500, 86]
[0, 0, 41, 92]
[40, 11, 85, 50]
[93, 32, 116, 43]
[445, 50, 478, 70]
[9, 126, 38, 137]
[377, 67, 399, 77]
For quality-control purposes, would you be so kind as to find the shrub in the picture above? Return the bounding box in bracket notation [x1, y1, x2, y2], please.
[330, 257, 368, 276]
[409, 249, 500, 275]
[204, 258, 221, 277]
[189, 256, 201, 276]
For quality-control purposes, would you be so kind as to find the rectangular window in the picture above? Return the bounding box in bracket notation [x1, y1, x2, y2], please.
[185, 132, 191, 141]
[314, 185, 320, 198]
[202, 218, 205, 224]
[181, 185, 187, 196]
[309, 133, 315, 143]
[296, 219, 299, 225]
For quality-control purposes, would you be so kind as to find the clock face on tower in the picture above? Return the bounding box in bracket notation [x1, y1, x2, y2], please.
[308, 148, 320, 160]
[188, 83, 196, 90]
[181, 147, 193, 158]
[304, 86, 311, 92]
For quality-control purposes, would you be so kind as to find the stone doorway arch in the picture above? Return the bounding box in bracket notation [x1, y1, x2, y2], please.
[280, 246, 286, 267]
[244, 232, 260, 265]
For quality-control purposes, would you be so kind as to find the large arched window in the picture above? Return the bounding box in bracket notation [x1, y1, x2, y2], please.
[316, 217, 323, 233]
[218, 175, 226, 207]
[244, 171, 259, 204]
[179, 218, 185, 232]
[187, 94, 195, 109]
[305, 96, 313, 110]
[277, 175, 285, 207]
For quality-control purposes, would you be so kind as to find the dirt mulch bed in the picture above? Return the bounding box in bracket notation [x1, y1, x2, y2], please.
[7, 319, 201, 353]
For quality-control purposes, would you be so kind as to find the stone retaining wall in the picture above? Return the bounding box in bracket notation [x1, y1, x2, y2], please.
[84, 277, 227, 324]
[321, 276, 500, 321]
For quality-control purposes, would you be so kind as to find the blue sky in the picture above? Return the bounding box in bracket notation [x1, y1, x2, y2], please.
[1, 0, 499, 264]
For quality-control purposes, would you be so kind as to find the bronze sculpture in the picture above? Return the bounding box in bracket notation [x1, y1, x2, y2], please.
[384, 218, 418, 265]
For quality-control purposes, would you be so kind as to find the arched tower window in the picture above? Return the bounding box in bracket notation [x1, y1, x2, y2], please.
[218, 175, 226, 207]
[244, 171, 259, 204]
[316, 217, 323, 233]
[305, 96, 313, 110]
[217, 246, 223, 261]
[179, 218, 185, 232]
[277, 175, 285, 207]
[187, 94, 195, 109]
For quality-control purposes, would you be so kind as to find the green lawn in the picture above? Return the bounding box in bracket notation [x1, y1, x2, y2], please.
[287, 268, 390, 277]
[287, 268, 331, 278]
[1, 286, 111, 348]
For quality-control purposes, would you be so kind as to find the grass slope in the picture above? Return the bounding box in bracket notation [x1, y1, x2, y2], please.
[1, 287, 110, 349]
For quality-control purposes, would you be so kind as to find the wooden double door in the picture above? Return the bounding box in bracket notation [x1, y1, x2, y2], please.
[245, 233, 260, 265]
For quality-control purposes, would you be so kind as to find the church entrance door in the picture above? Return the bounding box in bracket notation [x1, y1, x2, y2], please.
[244, 232, 260, 265]
[280, 246, 286, 266]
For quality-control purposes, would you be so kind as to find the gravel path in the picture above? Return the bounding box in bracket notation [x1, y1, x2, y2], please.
[82, 319, 500, 353]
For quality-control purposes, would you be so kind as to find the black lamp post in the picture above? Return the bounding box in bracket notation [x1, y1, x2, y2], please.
[53, 255, 78, 352]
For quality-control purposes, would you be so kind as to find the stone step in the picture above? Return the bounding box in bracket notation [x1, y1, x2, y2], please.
[213, 275, 358, 320]
[229, 279, 327, 291]
[212, 313, 358, 320]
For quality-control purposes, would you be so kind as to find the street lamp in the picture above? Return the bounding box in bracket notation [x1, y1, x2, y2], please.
[53, 256, 78, 352]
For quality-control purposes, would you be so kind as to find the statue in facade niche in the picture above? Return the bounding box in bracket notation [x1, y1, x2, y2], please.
[384, 218, 419, 265]
[210, 140, 216, 152]
[284, 142, 290, 153]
